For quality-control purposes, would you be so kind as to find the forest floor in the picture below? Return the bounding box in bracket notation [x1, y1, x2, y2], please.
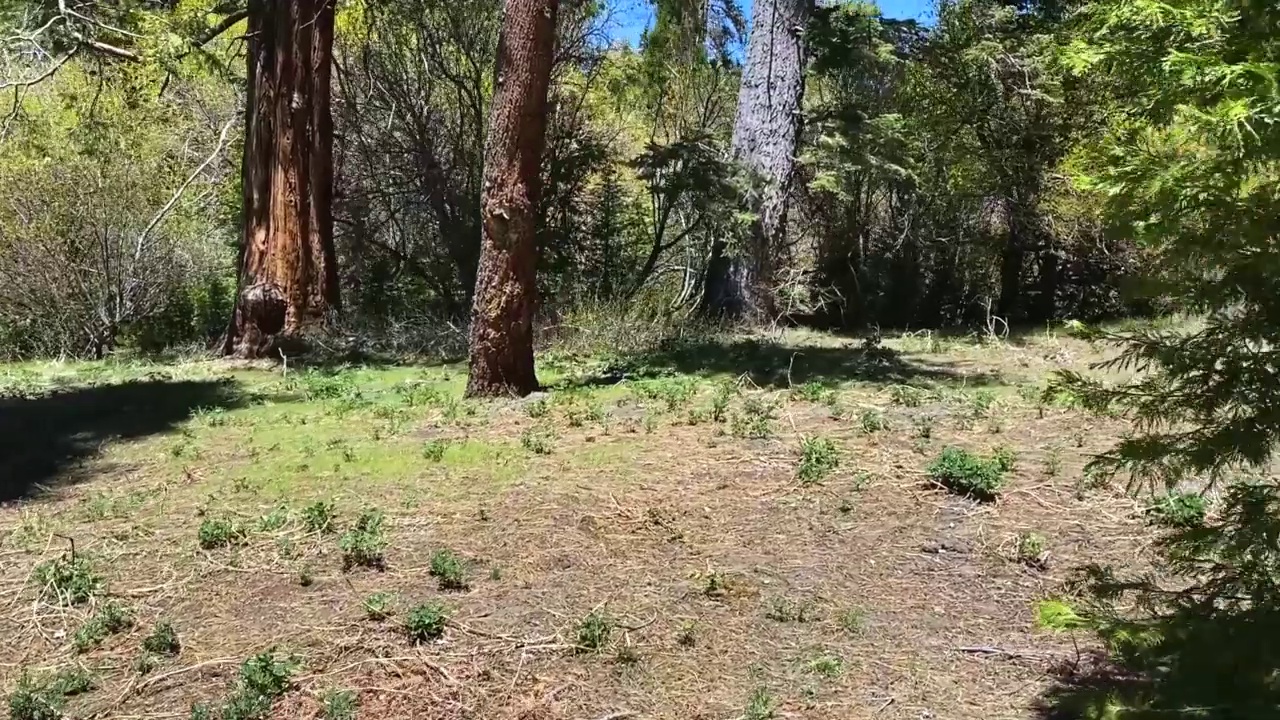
[0, 325, 1157, 720]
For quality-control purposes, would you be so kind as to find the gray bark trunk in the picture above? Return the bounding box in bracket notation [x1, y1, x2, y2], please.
[702, 0, 810, 321]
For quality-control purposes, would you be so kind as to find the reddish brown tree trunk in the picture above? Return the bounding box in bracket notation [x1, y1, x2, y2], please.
[224, 0, 339, 358]
[464, 0, 558, 397]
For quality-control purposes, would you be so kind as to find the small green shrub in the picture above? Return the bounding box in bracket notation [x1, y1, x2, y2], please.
[421, 439, 450, 462]
[428, 549, 468, 591]
[1016, 531, 1048, 568]
[72, 601, 133, 653]
[256, 506, 289, 532]
[730, 397, 777, 439]
[301, 501, 336, 533]
[1147, 490, 1208, 529]
[913, 415, 935, 439]
[676, 621, 697, 647]
[405, 601, 449, 643]
[33, 555, 101, 605]
[805, 653, 843, 678]
[968, 389, 998, 417]
[525, 397, 550, 418]
[745, 687, 777, 720]
[889, 384, 927, 407]
[859, 408, 887, 434]
[520, 426, 556, 454]
[142, 620, 181, 656]
[7, 668, 93, 720]
[1043, 447, 1063, 476]
[798, 437, 840, 485]
[339, 509, 388, 570]
[575, 608, 613, 652]
[363, 592, 393, 620]
[198, 517, 247, 550]
[992, 445, 1017, 472]
[709, 381, 736, 422]
[764, 596, 816, 623]
[195, 651, 298, 720]
[927, 447, 1007, 500]
[321, 689, 357, 720]
[837, 606, 867, 634]
[791, 381, 832, 403]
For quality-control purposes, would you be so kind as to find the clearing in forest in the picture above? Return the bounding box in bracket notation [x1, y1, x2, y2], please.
[0, 328, 1151, 719]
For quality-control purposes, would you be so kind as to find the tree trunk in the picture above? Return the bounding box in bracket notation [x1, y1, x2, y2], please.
[224, 0, 339, 358]
[464, 0, 558, 397]
[701, 0, 810, 321]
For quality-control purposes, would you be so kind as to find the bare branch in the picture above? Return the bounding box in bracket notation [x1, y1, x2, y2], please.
[0, 49, 77, 91]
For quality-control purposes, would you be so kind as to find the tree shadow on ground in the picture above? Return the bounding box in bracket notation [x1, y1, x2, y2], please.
[1034, 605, 1280, 719]
[567, 336, 999, 389]
[0, 379, 244, 502]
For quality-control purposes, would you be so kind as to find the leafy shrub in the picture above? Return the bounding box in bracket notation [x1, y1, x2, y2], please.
[1147, 490, 1207, 529]
[73, 601, 134, 653]
[7, 667, 93, 720]
[428, 549, 468, 591]
[730, 397, 777, 438]
[198, 517, 247, 549]
[405, 601, 449, 643]
[1016, 532, 1048, 568]
[798, 437, 840, 484]
[991, 445, 1017, 472]
[142, 620, 181, 656]
[520, 426, 556, 454]
[791, 381, 833, 403]
[421, 439, 450, 462]
[575, 608, 613, 652]
[256, 506, 289, 532]
[339, 509, 388, 570]
[363, 592, 393, 620]
[192, 651, 298, 720]
[301, 501, 336, 533]
[709, 381, 736, 422]
[33, 555, 101, 605]
[889, 384, 927, 407]
[745, 687, 777, 720]
[859, 408, 887, 434]
[321, 689, 357, 720]
[927, 447, 1007, 500]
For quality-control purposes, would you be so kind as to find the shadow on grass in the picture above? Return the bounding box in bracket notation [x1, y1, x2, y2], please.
[1035, 623, 1280, 720]
[0, 379, 243, 502]
[568, 336, 999, 389]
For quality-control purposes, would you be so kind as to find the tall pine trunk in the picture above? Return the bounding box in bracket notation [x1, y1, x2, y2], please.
[464, 0, 558, 397]
[702, 0, 810, 321]
[224, 0, 339, 358]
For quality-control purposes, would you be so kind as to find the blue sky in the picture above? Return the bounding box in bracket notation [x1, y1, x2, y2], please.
[607, 0, 935, 47]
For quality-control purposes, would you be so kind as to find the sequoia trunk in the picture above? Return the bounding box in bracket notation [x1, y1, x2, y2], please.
[701, 0, 810, 321]
[224, 0, 339, 358]
[464, 0, 558, 397]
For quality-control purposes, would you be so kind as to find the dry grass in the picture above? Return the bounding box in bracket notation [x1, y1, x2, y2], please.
[0, 327, 1154, 719]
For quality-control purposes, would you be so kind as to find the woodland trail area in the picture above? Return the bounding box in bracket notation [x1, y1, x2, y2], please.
[0, 328, 1153, 719]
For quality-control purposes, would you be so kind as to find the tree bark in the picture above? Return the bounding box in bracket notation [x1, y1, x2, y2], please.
[701, 0, 810, 321]
[464, 0, 558, 397]
[224, 0, 339, 358]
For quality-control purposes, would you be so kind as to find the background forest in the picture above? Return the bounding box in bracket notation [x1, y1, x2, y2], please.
[1, 0, 1142, 360]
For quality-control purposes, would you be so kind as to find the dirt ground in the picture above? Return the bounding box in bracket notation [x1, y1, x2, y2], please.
[0, 328, 1151, 720]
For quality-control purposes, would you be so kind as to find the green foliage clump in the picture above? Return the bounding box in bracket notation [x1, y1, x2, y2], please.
[428, 549, 468, 591]
[730, 397, 777, 439]
[363, 592, 394, 621]
[520, 426, 556, 454]
[927, 447, 1007, 500]
[764, 596, 816, 623]
[1147, 491, 1207, 529]
[301, 501, 336, 533]
[142, 620, 181, 656]
[575, 608, 613, 652]
[797, 436, 840, 484]
[421, 439, 451, 462]
[744, 687, 777, 720]
[859, 408, 887, 434]
[1016, 532, 1048, 569]
[191, 652, 298, 720]
[33, 555, 101, 605]
[73, 601, 134, 653]
[709, 381, 736, 422]
[198, 517, 247, 550]
[339, 509, 388, 570]
[7, 667, 93, 720]
[321, 689, 357, 720]
[791, 381, 833, 403]
[404, 601, 449, 643]
[889, 384, 927, 407]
